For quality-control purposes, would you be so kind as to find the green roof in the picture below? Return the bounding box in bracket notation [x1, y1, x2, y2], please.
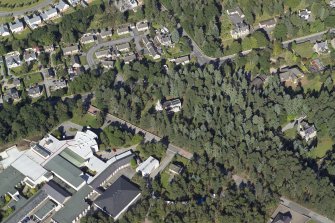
[0, 166, 25, 196]
[34, 199, 57, 220]
[44, 155, 84, 189]
[52, 184, 92, 223]
[60, 148, 86, 167]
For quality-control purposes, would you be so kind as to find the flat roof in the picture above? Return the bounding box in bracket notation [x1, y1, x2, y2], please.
[0, 166, 24, 196]
[34, 199, 57, 220]
[52, 184, 92, 223]
[0, 146, 24, 169]
[44, 155, 85, 189]
[11, 154, 47, 182]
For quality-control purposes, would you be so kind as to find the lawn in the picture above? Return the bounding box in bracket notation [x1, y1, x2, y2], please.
[71, 113, 101, 129]
[23, 72, 43, 87]
[284, 128, 297, 139]
[160, 171, 171, 189]
[292, 42, 315, 58]
[0, 0, 44, 11]
[309, 136, 334, 159]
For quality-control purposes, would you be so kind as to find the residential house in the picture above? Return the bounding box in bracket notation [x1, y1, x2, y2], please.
[28, 85, 42, 98]
[299, 121, 317, 142]
[95, 49, 111, 59]
[3, 88, 20, 102]
[310, 58, 325, 72]
[155, 33, 172, 47]
[136, 156, 159, 176]
[313, 41, 329, 54]
[93, 176, 141, 220]
[100, 29, 113, 39]
[271, 212, 292, 223]
[162, 99, 182, 113]
[250, 74, 268, 89]
[136, 21, 149, 32]
[9, 20, 24, 33]
[230, 22, 250, 39]
[117, 26, 130, 35]
[12, 78, 21, 88]
[123, 53, 136, 64]
[68, 0, 80, 6]
[279, 67, 304, 84]
[0, 24, 10, 37]
[101, 60, 115, 69]
[142, 36, 160, 59]
[169, 164, 182, 175]
[55, 0, 70, 12]
[116, 42, 130, 52]
[226, 7, 245, 24]
[174, 55, 190, 65]
[258, 18, 276, 29]
[299, 9, 311, 20]
[63, 44, 80, 56]
[50, 79, 67, 91]
[44, 45, 55, 53]
[330, 0, 335, 7]
[24, 49, 37, 62]
[71, 55, 81, 68]
[24, 15, 42, 30]
[227, 7, 250, 39]
[80, 33, 96, 44]
[41, 8, 58, 21]
[115, 0, 138, 12]
[5, 52, 22, 69]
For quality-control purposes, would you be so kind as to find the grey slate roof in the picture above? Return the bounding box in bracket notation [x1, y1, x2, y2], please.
[89, 153, 134, 190]
[94, 176, 140, 218]
[52, 184, 92, 223]
[271, 212, 292, 223]
[34, 199, 57, 220]
[44, 155, 85, 189]
[4, 190, 48, 223]
[0, 166, 24, 196]
[28, 85, 41, 96]
[42, 180, 71, 204]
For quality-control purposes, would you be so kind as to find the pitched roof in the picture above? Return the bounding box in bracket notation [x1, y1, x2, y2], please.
[0, 166, 25, 196]
[44, 155, 85, 189]
[42, 180, 71, 204]
[272, 212, 292, 223]
[94, 176, 140, 218]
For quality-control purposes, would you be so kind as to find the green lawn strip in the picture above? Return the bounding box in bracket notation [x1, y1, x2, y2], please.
[71, 113, 101, 128]
[284, 128, 297, 139]
[23, 72, 43, 87]
[160, 171, 171, 189]
[309, 136, 334, 159]
[292, 42, 314, 58]
[0, 0, 44, 12]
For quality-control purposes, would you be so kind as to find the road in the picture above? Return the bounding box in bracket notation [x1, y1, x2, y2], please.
[0, 0, 53, 17]
[86, 30, 148, 67]
[282, 30, 328, 48]
[280, 197, 334, 223]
